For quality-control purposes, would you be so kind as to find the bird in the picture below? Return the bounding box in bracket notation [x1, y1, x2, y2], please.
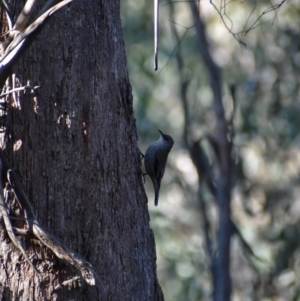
[144, 130, 174, 206]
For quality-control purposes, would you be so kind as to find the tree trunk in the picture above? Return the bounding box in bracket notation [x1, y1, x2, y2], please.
[0, 1, 164, 300]
[189, 3, 232, 301]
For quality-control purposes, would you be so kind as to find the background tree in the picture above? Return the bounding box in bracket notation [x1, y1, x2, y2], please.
[0, 1, 164, 300]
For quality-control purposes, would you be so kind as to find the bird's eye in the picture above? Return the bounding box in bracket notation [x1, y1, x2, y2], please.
[165, 135, 172, 141]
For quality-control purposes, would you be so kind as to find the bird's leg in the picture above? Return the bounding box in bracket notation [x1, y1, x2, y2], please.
[142, 172, 147, 184]
[138, 149, 147, 184]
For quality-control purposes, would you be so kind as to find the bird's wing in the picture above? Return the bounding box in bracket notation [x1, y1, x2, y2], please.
[154, 156, 164, 188]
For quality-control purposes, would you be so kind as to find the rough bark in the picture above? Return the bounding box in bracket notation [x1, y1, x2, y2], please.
[0, 1, 164, 300]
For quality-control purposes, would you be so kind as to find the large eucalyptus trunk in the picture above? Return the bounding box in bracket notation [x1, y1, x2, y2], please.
[0, 1, 164, 300]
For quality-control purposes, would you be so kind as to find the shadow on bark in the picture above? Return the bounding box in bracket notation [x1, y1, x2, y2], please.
[0, 0, 95, 290]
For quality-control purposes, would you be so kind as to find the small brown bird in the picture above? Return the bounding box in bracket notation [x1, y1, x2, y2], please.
[144, 130, 174, 206]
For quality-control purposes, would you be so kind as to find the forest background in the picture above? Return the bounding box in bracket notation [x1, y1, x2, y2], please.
[121, 1, 300, 300]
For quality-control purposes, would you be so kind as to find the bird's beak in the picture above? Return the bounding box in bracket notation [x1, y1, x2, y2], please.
[158, 129, 164, 136]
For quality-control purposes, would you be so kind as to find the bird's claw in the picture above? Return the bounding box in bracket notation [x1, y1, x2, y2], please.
[138, 149, 145, 160]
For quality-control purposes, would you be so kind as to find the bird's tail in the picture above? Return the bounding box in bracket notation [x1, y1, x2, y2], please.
[154, 182, 160, 206]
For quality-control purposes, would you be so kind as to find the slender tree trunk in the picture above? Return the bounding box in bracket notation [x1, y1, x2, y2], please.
[189, 2, 232, 301]
[0, 1, 164, 300]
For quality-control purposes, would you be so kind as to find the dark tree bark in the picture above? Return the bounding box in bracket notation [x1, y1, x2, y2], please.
[0, 1, 164, 300]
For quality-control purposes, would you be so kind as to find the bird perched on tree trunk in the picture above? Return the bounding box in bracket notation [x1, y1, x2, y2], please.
[144, 130, 174, 206]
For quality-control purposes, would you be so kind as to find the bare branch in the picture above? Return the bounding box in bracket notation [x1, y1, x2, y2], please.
[33, 223, 96, 286]
[1, 0, 13, 30]
[0, 150, 96, 285]
[159, 1, 200, 74]
[14, 0, 38, 32]
[0, 83, 40, 98]
[209, 0, 288, 45]
[0, 0, 73, 89]
[0, 158, 39, 274]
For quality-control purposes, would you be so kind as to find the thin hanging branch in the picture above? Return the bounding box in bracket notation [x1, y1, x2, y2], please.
[154, 0, 159, 70]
